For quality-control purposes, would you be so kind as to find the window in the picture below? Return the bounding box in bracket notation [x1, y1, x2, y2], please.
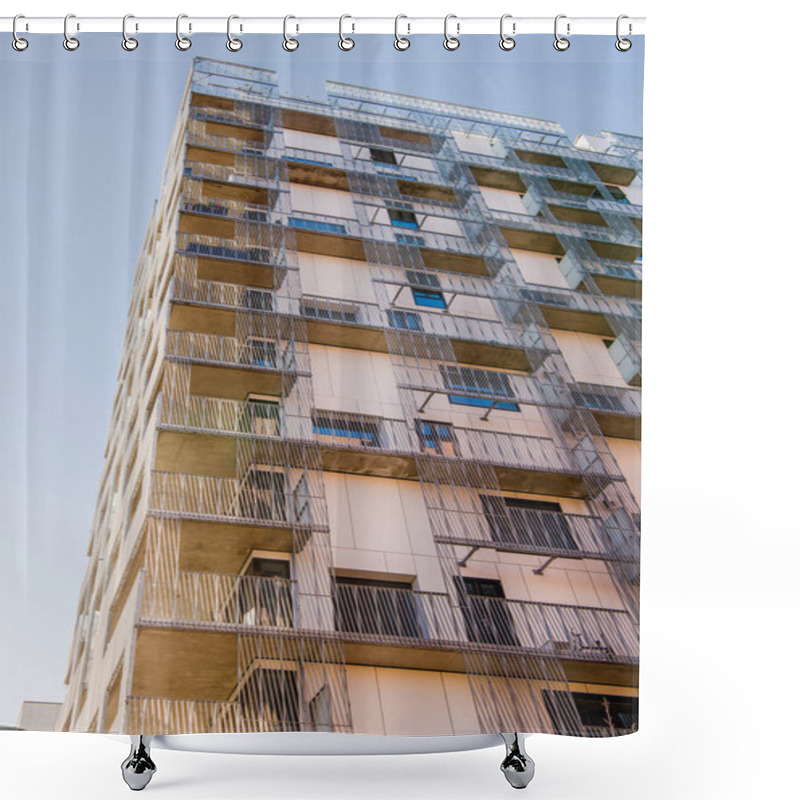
[242, 338, 277, 368]
[238, 668, 300, 730]
[241, 469, 286, 522]
[312, 414, 380, 448]
[369, 147, 398, 165]
[388, 208, 420, 229]
[238, 558, 292, 628]
[301, 301, 358, 324]
[416, 420, 459, 456]
[288, 217, 347, 235]
[455, 577, 518, 646]
[521, 288, 570, 308]
[241, 289, 273, 311]
[411, 288, 447, 309]
[387, 309, 422, 331]
[395, 233, 425, 247]
[544, 691, 638, 735]
[441, 365, 520, 412]
[570, 386, 626, 413]
[242, 398, 281, 437]
[605, 185, 630, 203]
[334, 577, 420, 638]
[480, 496, 578, 551]
[405, 269, 441, 289]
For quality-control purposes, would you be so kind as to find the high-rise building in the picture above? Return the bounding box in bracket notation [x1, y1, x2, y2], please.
[57, 58, 641, 738]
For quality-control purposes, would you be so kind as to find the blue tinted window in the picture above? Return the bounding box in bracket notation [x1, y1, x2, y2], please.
[411, 288, 447, 309]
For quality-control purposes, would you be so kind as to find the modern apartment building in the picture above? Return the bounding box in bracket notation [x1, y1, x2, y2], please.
[57, 58, 642, 739]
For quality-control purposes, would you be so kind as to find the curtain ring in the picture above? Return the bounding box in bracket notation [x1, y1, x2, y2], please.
[616, 15, 632, 51]
[226, 15, 243, 51]
[63, 13, 80, 51]
[283, 15, 299, 51]
[443, 14, 460, 51]
[176, 14, 192, 50]
[553, 14, 570, 51]
[122, 15, 138, 51]
[394, 15, 410, 51]
[499, 14, 515, 51]
[339, 15, 355, 50]
[12, 14, 29, 51]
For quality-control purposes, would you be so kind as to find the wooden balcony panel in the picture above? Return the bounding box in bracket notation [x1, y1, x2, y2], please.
[281, 108, 338, 137]
[499, 227, 565, 255]
[287, 162, 350, 191]
[588, 161, 637, 186]
[132, 627, 238, 701]
[293, 229, 366, 261]
[398, 180, 457, 204]
[548, 205, 608, 228]
[469, 165, 527, 193]
[420, 248, 489, 276]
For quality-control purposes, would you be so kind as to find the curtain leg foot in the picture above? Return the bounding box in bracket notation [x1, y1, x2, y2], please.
[499, 733, 535, 789]
[121, 735, 157, 791]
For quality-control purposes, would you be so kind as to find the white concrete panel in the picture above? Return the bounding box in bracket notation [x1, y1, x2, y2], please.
[375, 668, 455, 736]
[511, 248, 571, 288]
[552, 329, 627, 386]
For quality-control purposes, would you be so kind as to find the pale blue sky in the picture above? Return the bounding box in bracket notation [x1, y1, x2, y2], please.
[0, 33, 643, 726]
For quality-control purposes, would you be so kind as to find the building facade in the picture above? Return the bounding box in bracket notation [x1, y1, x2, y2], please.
[57, 58, 642, 738]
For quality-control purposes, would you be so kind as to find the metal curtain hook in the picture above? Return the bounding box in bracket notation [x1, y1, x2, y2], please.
[616, 15, 632, 51]
[499, 14, 515, 51]
[63, 13, 80, 51]
[227, 15, 243, 51]
[339, 15, 354, 50]
[444, 14, 460, 51]
[553, 14, 570, 51]
[12, 14, 29, 51]
[394, 15, 410, 51]
[176, 14, 192, 50]
[283, 15, 299, 51]
[122, 14, 138, 51]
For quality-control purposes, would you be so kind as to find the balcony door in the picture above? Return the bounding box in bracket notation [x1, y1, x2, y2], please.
[240, 468, 287, 522]
[480, 495, 578, 552]
[456, 576, 518, 647]
[238, 557, 293, 628]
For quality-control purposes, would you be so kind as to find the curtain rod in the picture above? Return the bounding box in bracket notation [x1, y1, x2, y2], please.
[0, 16, 646, 36]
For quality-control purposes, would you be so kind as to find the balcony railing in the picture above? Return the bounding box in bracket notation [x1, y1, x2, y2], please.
[331, 583, 637, 662]
[189, 105, 272, 129]
[149, 470, 324, 529]
[128, 695, 342, 734]
[177, 232, 277, 266]
[521, 284, 641, 319]
[140, 570, 295, 630]
[186, 127, 273, 156]
[183, 160, 277, 188]
[570, 382, 641, 417]
[165, 329, 301, 373]
[159, 394, 290, 439]
[462, 595, 637, 662]
[333, 584, 460, 644]
[474, 505, 638, 561]
[172, 271, 276, 312]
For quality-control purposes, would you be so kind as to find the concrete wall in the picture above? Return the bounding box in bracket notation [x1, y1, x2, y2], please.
[511, 249, 571, 288]
[551, 329, 627, 387]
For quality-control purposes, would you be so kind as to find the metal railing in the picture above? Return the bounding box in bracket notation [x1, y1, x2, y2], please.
[140, 570, 295, 630]
[571, 382, 641, 417]
[148, 470, 325, 529]
[165, 329, 301, 373]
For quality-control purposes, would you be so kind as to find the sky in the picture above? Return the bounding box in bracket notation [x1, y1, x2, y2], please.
[0, 33, 644, 726]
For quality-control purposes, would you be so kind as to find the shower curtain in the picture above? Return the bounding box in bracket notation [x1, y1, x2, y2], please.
[0, 29, 643, 739]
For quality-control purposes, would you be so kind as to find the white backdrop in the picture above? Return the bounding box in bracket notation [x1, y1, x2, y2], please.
[2, 1, 798, 799]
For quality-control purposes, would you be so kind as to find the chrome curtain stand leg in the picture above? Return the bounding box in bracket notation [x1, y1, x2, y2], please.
[499, 733, 535, 790]
[121, 735, 157, 791]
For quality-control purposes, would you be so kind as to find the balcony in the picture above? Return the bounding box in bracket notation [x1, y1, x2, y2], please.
[139, 570, 295, 632]
[177, 232, 280, 288]
[286, 211, 491, 276]
[520, 284, 640, 337]
[164, 329, 301, 400]
[585, 258, 642, 299]
[331, 583, 637, 667]
[148, 470, 323, 556]
[570, 382, 641, 439]
[183, 160, 277, 205]
[437, 504, 639, 563]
